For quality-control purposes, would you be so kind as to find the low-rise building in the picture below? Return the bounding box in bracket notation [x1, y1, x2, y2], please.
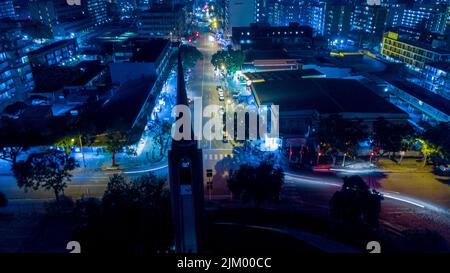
[419, 62, 450, 100]
[248, 74, 408, 139]
[381, 31, 450, 70]
[242, 49, 302, 72]
[384, 80, 450, 124]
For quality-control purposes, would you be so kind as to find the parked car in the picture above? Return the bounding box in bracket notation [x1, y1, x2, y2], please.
[434, 164, 450, 176]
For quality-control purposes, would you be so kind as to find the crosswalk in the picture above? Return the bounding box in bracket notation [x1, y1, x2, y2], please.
[203, 152, 233, 161]
[203, 150, 233, 161]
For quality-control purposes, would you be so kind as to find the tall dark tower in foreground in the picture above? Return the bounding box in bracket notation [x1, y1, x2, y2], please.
[168, 50, 204, 253]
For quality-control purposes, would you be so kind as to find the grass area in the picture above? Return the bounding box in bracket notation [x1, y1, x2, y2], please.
[377, 157, 433, 172]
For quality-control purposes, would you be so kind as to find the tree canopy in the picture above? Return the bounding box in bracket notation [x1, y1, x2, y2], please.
[211, 49, 245, 75]
[227, 161, 284, 207]
[178, 45, 203, 68]
[73, 174, 172, 253]
[420, 122, 450, 161]
[330, 176, 383, 228]
[148, 119, 172, 157]
[105, 130, 128, 166]
[371, 117, 414, 155]
[12, 150, 78, 202]
[317, 114, 368, 163]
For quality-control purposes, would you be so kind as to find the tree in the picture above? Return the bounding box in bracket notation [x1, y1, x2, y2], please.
[0, 146, 27, 165]
[105, 131, 127, 167]
[148, 119, 172, 157]
[73, 174, 172, 253]
[416, 138, 441, 166]
[178, 45, 203, 68]
[371, 118, 414, 162]
[227, 161, 284, 207]
[211, 49, 245, 75]
[317, 114, 368, 165]
[0, 122, 39, 164]
[330, 176, 383, 228]
[421, 122, 450, 162]
[12, 150, 79, 203]
[54, 135, 82, 154]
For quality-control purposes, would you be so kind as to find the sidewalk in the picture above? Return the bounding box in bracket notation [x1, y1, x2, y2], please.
[0, 67, 176, 177]
[377, 157, 434, 173]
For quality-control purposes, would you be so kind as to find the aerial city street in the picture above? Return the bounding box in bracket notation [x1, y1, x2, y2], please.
[0, 0, 450, 257]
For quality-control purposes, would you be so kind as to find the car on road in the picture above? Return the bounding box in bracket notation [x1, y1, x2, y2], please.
[223, 131, 228, 143]
[434, 164, 450, 176]
[219, 95, 225, 101]
[218, 106, 225, 115]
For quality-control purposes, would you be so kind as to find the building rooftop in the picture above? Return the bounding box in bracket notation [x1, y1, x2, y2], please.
[28, 39, 77, 56]
[426, 62, 450, 73]
[130, 39, 169, 63]
[244, 49, 294, 62]
[251, 78, 406, 116]
[19, 105, 53, 120]
[243, 69, 324, 82]
[387, 80, 450, 116]
[94, 76, 157, 131]
[69, 60, 106, 86]
[389, 33, 450, 55]
[32, 60, 105, 92]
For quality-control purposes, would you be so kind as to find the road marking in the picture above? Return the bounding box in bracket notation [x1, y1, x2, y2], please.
[122, 165, 168, 174]
[383, 194, 425, 208]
